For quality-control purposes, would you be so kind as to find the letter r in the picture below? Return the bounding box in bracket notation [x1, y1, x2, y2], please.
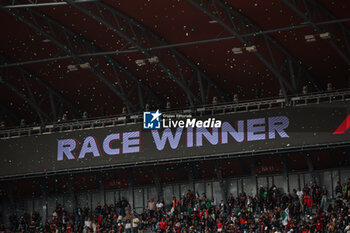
[57, 139, 76, 161]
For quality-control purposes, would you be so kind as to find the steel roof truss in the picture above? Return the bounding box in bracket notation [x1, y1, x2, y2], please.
[5, 8, 165, 112]
[281, 0, 350, 66]
[0, 103, 20, 124]
[187, 0, 325, 100]
[67, 0, 230, 106]
[1, 55, 81, 121]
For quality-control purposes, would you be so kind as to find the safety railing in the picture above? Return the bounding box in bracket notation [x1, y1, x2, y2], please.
[1, 89, 350, 140]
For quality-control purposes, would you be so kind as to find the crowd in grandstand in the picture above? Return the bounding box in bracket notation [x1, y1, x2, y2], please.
[5, 179, 350, 232]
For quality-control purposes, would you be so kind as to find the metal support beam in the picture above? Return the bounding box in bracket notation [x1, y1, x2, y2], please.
[187, 165, 195, 193]
[250, 157, 257, 195]
[282, 155, 290, 193]
[280, 0, 350, 66]
[330, 150, 340, 168]
[305, 0, 350, 57]
[67, 0, 230, 106]
[239, 159, 250, 176]
[0, 0, 96, 8]
[214, 161, 228, 201]
[64, 176, 77, 210]
[54, 177, 60, 195]
[126, 168, 134, 208]
[151, 166, 163, 200]
[0, 54, 81, 123]
[3, 8, 164, 113]
[3, 182, 15, 211]
[0, 102, 20, 123]
[306, 153, 315, 182]
[96, 172, 105, 192]
[190, 162, 202, 180]
[1, 80, 50, 124]
[306, 154, 314, 172]
[177, 165, 189, 182]
[1, 17, 349, 69]
[186, 0, 324, 99]
[2, 55, 81, 117]
[126, 169, 134, 189]
[38, 177, 49, 198]
[95, 171, 106, 205]
[38, 177, 49, 220]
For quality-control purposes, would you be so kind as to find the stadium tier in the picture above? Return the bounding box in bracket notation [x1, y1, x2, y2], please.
[1, 0, 350, 232]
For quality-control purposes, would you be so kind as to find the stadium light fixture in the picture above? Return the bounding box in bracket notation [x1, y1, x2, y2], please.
[319, 32, 331, 39]
[245, 45, 257, 53]
[148, 56, 159, 64]
[79, 62, 91, 69]
[67, 64, 78, 71]
[232, 48, 243, 54]
[135, 59, 146, 66]
[305, 35, 316, 42]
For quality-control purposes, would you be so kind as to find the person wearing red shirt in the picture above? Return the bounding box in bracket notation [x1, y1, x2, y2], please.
[217, 220, 223, 232]
[316, 220, 324, 231]
[200, 209, 208, 220]
[97, 214, 103, 224]
[306, 196, 313, 215]
[66, 222, 72, 233]
[159, 218, 167, 233]
[240, 218, 247, 225]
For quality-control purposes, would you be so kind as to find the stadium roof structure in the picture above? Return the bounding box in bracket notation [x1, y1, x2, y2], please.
[0, 0, 349, 127]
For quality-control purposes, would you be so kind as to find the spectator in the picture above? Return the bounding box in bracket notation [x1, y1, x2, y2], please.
[125, 219, 132, 233]
[4, 183, 350, 232]
[346, 178, 350, 201]
[156, 200, 164, 212]
[320, 186, 328, 210]
[8, 213, 18, 232]
[335, 181, 343, 197]
[172, 196, 179, 213]
[158, 218, 167, 233]
[132, 215, 140, 233]
[84, 217, 91, 229]
[148, 198, 156, 218]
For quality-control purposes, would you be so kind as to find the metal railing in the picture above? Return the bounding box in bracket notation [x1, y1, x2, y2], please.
[1, 89, 350, 140]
